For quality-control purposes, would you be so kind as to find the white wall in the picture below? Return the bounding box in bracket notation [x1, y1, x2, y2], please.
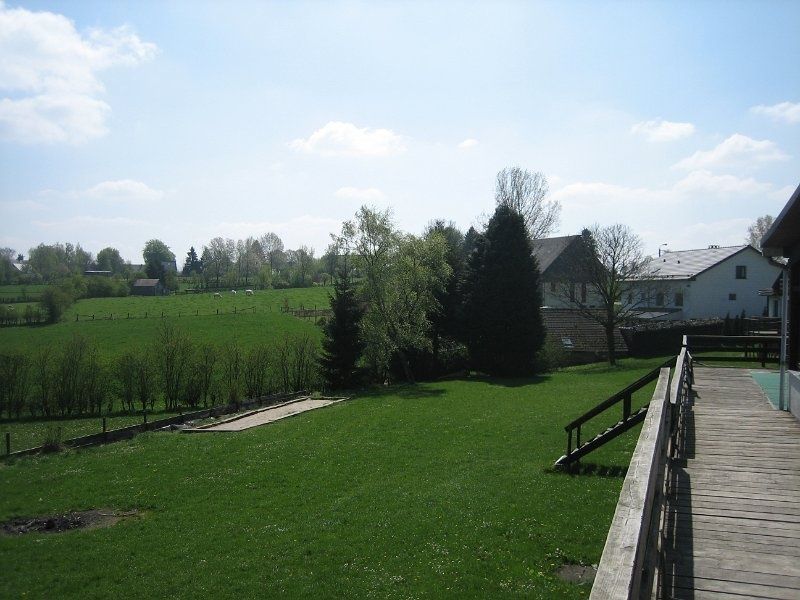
[680, 250, 782, 319]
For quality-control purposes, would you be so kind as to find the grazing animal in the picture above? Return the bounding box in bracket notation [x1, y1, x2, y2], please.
[231, 289, 237, 295]
[245, 289, 253, 296]
[213, 292, 221, 299]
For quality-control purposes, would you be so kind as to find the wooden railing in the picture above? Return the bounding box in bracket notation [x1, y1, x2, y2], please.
[686, 334, 779, 367]
[590, 347, 693, 599]
[560, 359, 673, 465]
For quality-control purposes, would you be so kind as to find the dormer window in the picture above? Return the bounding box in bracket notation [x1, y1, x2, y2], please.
[735, 265, 747, 279]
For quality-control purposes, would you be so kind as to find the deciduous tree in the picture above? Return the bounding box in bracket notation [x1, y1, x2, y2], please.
[495, 167, 560, 240]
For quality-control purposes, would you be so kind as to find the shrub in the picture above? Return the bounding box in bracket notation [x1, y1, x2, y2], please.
[40, 285, 74, 323]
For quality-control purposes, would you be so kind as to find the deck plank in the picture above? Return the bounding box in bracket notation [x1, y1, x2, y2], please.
[658, 366, 800, 599]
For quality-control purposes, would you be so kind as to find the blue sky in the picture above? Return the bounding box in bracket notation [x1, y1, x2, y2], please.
[1, 0, 799, 263]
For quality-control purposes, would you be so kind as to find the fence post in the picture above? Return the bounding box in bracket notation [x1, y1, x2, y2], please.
[127, 313, 130, 319]
[92, 314, 95, 320]
[76, 314, 79, 321]
[623, 393, 631, 420]
[145, 312, 148, 318]
[5, 432, 9, 455]
[216, 308, 219, 315]
[143, 410, 147, 425]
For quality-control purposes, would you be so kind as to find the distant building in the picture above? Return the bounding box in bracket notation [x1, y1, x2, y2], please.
[532, 235, 599, 308]
[632, 245, 784, 320]
[161, 260, 178, 273]
[542, 308, 628, 363]
[132, 278, 165, 296]
[84, 270, 112, 277]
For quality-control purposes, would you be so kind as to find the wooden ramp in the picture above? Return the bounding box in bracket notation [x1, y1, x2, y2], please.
[659, 367, 800, 599]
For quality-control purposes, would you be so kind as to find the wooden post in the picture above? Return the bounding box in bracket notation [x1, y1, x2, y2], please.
[76, 314, 79, 321]
[127, 313, 130, 319]
[102, 417, 107, 433]
[576, 425, 581, 450]
[566, 429, 572, 458]
[143, 410, 147, 424]
[216, 308, 219, 315]
[145, 311, 148, 318]
[92, 314, 95, 320]
[5, 432, 9, 455]
[623, 393, 631, 420]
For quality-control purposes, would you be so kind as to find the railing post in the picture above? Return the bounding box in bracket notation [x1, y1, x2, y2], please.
[576, 425, 581, 450]
[5, 432, 9, 456]
[623, 393, 631, 420]
[567, 429, 572, 458]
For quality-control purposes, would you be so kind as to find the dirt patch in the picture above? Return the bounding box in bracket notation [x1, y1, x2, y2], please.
[1, 509, 140, 536]
[556, 564, 597, 585]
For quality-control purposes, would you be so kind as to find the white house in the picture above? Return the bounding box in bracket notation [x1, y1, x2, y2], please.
[633, 245, 784, 320]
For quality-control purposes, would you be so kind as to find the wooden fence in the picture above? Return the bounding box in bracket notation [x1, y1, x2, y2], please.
[590, 346, 693, 599]
[686, 334, 779, 367]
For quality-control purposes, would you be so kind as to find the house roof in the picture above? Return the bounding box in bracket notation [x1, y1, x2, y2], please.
[647, 245, 751, 280]
[133, 278, 161, 287]
[531, 235, 579, 273]
[542, 308, 628, 354]
[761, 182, 800, 258]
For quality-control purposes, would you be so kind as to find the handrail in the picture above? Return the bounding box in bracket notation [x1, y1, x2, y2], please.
[590, 368, 672, 599]
[686, 334, 778, 367]
[590, 344, 694, 599]
[565, 359, 674, 432]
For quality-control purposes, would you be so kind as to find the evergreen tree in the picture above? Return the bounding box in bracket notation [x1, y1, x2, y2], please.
[462, 205, 544, 376]
[320, 263, 364, 389]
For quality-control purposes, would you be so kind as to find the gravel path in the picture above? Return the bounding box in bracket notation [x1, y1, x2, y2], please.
[193, 398, 342, 432]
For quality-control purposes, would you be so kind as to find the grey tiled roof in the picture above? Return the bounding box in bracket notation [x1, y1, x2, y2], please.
[648, 245, 749, 279]
[532, 235, 579, 273]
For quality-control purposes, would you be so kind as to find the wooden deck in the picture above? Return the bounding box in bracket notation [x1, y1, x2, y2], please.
[659, 366, 800, 599]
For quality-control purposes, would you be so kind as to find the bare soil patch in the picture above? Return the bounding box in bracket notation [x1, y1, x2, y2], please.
[1, 509, 140, 535]
[556, 563, 597, 585]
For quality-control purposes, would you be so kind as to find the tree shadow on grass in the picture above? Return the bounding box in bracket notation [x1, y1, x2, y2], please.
[359, 383, 449, 401]
[545, 462, 629, 478]
[468, 373, 553, 388]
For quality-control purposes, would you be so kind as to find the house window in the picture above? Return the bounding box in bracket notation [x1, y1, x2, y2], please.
[580, 283, 587, 303]
[735, 265, 747, 279]
[729, 293, 737, 301]
[655, 292, 664, 306]
[675, 292, 684, 307]
[549, 281, 556, 292]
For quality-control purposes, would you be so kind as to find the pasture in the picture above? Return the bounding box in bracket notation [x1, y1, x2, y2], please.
[0, 358, 664, 599]
[0, 286, 331, 357]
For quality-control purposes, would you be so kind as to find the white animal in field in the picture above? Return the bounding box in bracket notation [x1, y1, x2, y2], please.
[245, 289, 253, 296]
[231, 289, 237, 295]
[213, 292, 221, 298]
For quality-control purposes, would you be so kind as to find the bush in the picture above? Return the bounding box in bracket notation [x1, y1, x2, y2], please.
[40, 285, 74, 323]
[536, 337, 569, 372]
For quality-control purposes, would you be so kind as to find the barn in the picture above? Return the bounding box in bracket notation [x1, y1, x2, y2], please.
[132, 278, 165, 296]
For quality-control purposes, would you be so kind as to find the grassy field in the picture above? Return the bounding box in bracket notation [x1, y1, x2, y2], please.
[0, 358, 665, 599]
[0, 286, 331, 357]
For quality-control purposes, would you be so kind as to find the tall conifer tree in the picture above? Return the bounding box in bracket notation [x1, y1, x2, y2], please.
[320, 261, 364, 389]
[462, 205, 544, 376]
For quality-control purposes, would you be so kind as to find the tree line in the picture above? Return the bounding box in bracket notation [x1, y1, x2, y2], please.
[0, 324, 319, 420]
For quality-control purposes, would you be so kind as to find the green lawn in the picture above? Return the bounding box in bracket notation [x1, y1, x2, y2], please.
[0, 358, 665, 599]
[0, 286, 331, 357]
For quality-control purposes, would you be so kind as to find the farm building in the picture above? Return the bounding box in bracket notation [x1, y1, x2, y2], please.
[630, 244, 784, 320]
[132, 278, 165, 296]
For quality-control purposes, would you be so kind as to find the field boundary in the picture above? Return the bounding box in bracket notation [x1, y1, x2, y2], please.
[3, 390, 306, 459]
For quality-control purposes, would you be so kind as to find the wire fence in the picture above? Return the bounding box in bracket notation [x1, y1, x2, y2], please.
[73, 305, 261, 321]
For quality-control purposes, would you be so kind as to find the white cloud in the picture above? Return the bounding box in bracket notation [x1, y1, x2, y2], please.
[673, 134, 790, 170]
[751, 101, 800, 124]
[0, 3, 157, 144]
[40, 179, 165, 202]
[33, 215, 146, 229]
[631, 119, 695, 142]
[457, 138, 479, 150]
[672, 170, 775, 196]
[334, 186, 386, 202]
[84, 179, 165, 202]
[290, 121, 407, 157]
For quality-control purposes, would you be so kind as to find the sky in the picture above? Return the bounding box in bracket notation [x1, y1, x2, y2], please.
[1, 0, 799, 266]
